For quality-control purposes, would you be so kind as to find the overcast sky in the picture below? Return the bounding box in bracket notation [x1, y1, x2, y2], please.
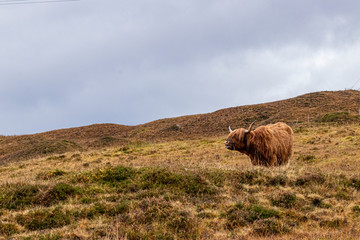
[1, 0, 360, 135]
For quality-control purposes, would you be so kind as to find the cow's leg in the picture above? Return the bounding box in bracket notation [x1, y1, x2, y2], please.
[269, 155, 277, 167]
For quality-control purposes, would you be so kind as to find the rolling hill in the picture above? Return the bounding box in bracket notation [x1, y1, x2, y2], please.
[0, 90, 360, 239]
[1, 90, 359, 164]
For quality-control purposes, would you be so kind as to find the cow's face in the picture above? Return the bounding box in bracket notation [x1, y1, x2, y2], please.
[225, 129, 246, 151]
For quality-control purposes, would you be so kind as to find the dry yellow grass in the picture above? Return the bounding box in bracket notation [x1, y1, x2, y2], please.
[0, 123, 360, 239]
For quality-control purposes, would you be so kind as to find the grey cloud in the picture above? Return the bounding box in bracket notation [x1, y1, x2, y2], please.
[1, 0, 360, 134]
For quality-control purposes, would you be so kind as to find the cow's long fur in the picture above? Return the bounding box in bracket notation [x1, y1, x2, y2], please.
[225, 122, 293, 167]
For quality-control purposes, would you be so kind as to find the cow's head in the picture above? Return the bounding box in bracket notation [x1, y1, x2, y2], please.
[225, 121, 256, 151]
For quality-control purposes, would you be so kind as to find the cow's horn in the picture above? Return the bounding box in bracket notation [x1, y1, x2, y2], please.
[245, 121, 256, 133]
[229, 126, 233, 133]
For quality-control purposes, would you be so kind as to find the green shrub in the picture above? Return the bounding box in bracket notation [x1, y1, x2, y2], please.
[137, 198, 197, 238]
[76, 201, 129, 219]
[0, 184, 40, 210]
[36, 169, 67, 180]
[99, 136, 118, 146]
[38, 233, 63, 240]
[309, 196, 330, 208]
[271, 193, 297, 209]
[0, 183, 80, 210]
[246, 204, 280, 223]
[39, 183, 79, 206]
[107, 201, 129, 216]
[16, 207, 71, 231]
[138, 198, 172, 223]
[234, 170, 265, 185]
[118, 146, 131, 154]
[350, 177, 360, 190]
[118, 141, 144, 154]
[93, 166, 135, 184]
[80, 197, 97, 204]
[141, 168, 183, 189]
[225, 202, 280, 230]
[335, 190, 352, 200]
[140, 168, 216, 196]
[319, 218, 348, 228]
[297, 155, 317, 163]
[316, 112, 358, 123]
[205, 171, 226, 187]
[84, 203, 107, 219]
[295, 172, 325, 186]
[182, 174, 216, 196]
[352, 206, 360, 217]
[266, 175, 288, 186]
[166, 210, 196, 238]
[294, 127, 309, 133]
[0, 223, 19, 237]
[352, 206, 360, 213]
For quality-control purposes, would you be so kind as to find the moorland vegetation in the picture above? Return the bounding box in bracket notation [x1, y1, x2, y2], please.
[0, 90, 360, 239]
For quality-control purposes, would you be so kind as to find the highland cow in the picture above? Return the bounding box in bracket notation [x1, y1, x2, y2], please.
[225, 121, 293, 167]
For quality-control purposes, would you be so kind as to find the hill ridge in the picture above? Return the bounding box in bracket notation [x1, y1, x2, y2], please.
[1, 89, 359, 164]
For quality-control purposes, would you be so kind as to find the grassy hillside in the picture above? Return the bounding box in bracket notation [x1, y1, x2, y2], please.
[0, 90, 360, 239]
[1, 90, 360, 164]
[0, 123, 360, 239]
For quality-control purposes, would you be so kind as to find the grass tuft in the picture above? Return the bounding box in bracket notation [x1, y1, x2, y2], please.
[0, 223, 19, 237]
[316, 111, 359, 123]
[39, 183, 79, 206]
[0, 184, 40, 210]
[36, 169, 67, 180]
[350, 177, 360, 190]
[16, 207, 72, 231]
[233, 170, 265, 185]
[93, 165, 135, 185]
[319, 218, 348, 228]
[225, 202, 280, 230]
[252, 218, 290, 236]
[297, 154, 317, 163]
[295, 172, 326, 186]
[140, 168, 217, 196]
[271, 192, 298, 209]
[266, 174, 288, 186]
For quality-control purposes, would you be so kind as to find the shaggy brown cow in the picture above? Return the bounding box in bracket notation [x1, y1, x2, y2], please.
[225, 121, 293, 167]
